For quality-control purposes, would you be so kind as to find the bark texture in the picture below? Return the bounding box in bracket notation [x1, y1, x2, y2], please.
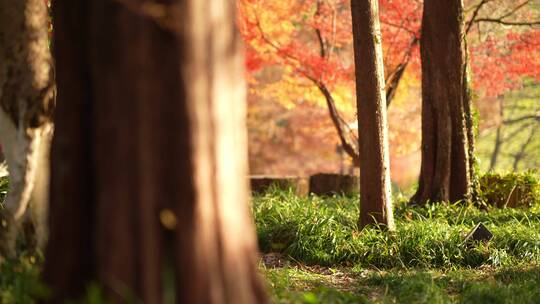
[43, 0, 267, 303]
[0, 0, 55, 257]
[412, 0, 473, 205]
[350, 0, 395, 230]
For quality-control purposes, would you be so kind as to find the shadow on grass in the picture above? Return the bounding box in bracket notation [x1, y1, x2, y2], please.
[264, 263, 540, 304]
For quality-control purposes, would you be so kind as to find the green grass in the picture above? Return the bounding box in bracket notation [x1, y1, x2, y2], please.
[254, 188, 540, 268]
[263, 266, 368, 303]
[255, 187, 540, 303]
[263, 264, 540, 303]
[0, 252, 47, 304]
[1, 176, 539, 303]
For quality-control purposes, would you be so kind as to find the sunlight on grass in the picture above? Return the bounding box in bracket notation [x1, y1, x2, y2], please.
[0, 176, 539, 303]
[263, 263, 540, 303]
[253, 187, 540, 268]
[255, 182, 540, 303]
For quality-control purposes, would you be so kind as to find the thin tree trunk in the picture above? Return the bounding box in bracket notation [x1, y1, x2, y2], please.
[351, 0, 395, 230]
[43, 0, 267, 303]
[489, 98, 504, 171]
[512, 125, 537, 171]
[459, 39, 477, 202]
[412, 0, 471, 205]
[490, 126, 503, 171]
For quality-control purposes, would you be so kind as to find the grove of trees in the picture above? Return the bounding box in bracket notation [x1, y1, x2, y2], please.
[0, 0, 537, 302]
[242, 0, 539, 179]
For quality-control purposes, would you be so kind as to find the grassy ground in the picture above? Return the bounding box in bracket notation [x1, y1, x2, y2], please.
[263, 263, 540, 303]
[0, 178, 539, 303]
[254, 188, 540, 303]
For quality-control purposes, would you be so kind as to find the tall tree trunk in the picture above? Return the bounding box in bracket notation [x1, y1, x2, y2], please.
[0, 0, 55, 257]
[462, 39, 478, 203]
[351, 0, 395, 230]
[43, 0, 267, 303]
[411, 0, 472, 205]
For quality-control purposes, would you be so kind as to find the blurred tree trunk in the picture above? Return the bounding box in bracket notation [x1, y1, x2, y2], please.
[411, 0, 474, 205]
[512, 125, 537, 171]
[0, 0, 55, 257]
[42, 0, 267, 303]
[350, 0, 395, 230]
[489, 98, 504, 171]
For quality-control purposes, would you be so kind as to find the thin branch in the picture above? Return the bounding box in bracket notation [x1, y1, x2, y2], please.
[252, 13, 305, 71]
[327, 0, 337, 60]
[314, 0, 327, 58]
[474, 18, 540, 27]
[503, 114, 540, 124]
[465, 0, 492, 34]
[384, 36, 418, 106]
[309, 77, 360, 164]
[502, 122, 536, 141]
[512, 124, 538, 171]
[380, 20, 417, 35]
[466, 0, 539, 33]
[498, 0, 531, 20]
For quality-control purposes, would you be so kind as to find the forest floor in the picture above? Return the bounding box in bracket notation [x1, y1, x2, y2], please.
[253, 188, 540, 303]
[0, 180, 539, 303]
[261, 253, 539, 303]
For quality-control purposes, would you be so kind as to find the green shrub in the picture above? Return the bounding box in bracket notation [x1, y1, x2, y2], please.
[478, 171, 540, 208]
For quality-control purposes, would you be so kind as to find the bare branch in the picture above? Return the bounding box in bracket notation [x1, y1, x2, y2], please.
[498, 0, 531, 20]
[384, 36, 418, 106]
[503, 114, 540, 124]
[466, 0, 539, 33]
[474, 18, 540, 27]
[310, 78, 360, 164]
[465, 0, 492, 34]
[380, 20, 417, 35]
[314, 0, 327, 58]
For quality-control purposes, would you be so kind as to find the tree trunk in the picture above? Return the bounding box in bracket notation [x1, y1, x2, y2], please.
[512, 125, 537, 171]
[489, 98, 504, 171]
[351, 0, 395, 230]
[43, 0, 267, 303]
[0, 0, 55, 257]
[490, 126, 503, 171]
[411, 0, 472, 205]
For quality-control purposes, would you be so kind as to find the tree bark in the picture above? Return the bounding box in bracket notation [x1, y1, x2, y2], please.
[0, 0, 55, 257]
[351, 0, 395, 230]
[411, 0, 472, 205]
[43, 0, 267, 303]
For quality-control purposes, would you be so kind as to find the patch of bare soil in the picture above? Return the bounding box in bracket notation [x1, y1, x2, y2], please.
[261, 252, 288, 268]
